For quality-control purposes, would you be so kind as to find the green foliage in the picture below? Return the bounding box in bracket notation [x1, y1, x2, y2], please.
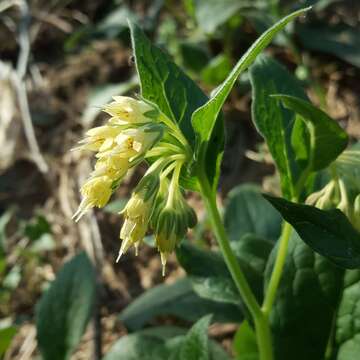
[298, 23, 360, 68]
[36, 252, 96, 360]
[224, 184, 282, 242]
[265, 232, 344, 360]
[176, 241, 264, 307]
[179, 315, 212, 360]
[233, 321, 259, 360]
[103, 322, 230, 360]
[192, 7, 310, 189]
[119, 277, 242, 330]
[249, 55, 309, 198]
[0, 326, 17, 357]
[273, 95, 348, 171]
[336, 270, 360, 359]
[264, 195, 360, 269]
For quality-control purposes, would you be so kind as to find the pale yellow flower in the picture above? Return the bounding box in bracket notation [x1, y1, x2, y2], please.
[98, 126, 162, 159]
[72, 176, 113, 221]
[92, 155, 129, 179]
[73, 125, 122, 152]
[103, 96, 153, 124]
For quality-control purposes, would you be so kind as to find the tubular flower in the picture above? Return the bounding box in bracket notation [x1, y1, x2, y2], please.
[72, 176, 113, 222]
[103, 96, 154, 124]
[73, 95, 197, 274]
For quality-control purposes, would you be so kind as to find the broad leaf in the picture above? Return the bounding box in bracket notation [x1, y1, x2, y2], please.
[233, 321, 259, 360]
[266, 232, 344, 359]
[179, 315, 212, 360]
[119, 277, 243, 330]
[336, 270, 360, 359]
[103, 326, 230, 360]
[193, 0, 265, 34]
[249, 55, 309, 198]
[298, 23, 360, 68]
[129, 21, 218, 189]
[224, 183, 282, 242]
[103, 327, 185, 360]
[264, 195, 360, 269]
[192, 7, 310, 189]
[36, 252, 96, 360]
[176, 242, 264, 306]
[129, 21, 207, 147]
[273, 95, 348, 171]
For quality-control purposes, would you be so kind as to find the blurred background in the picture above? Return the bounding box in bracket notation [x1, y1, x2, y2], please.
[0, 0, 359, 359]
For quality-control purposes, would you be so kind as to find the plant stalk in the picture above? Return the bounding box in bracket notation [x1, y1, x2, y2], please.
[199, 175, 273, 360]
[262, 221, 292, 314]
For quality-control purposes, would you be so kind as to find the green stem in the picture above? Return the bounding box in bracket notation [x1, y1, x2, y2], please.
[198, 174, 273, 360]
[262, 221, 292, 314]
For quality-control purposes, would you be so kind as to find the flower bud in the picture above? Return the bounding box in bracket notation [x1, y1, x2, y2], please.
[117, 175, 160, 260]
[72, 176, 113, 221]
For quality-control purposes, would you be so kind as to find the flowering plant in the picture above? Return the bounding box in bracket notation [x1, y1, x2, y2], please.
[69, 6, 360, 360]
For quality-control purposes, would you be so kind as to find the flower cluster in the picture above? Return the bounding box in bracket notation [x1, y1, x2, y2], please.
[73, 96, 196, 274]
[306, 149, 360, 231]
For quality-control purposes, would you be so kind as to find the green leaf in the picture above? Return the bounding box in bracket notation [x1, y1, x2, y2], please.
[103, 327, 185, 360]
[298, 23, 360, 68]
[273, 95, 348, 171]
[264, 195, 360, 269]
[193, 0, 266, 34]
[335, 270, 360, 359]
[192, 7, 310, 188]
[176, 242, 263, 307]
[36, 252, 96, 360]
[129, 21, 215, 189]
[266, 232, 344, 359]
[129, 21, 208, 147]
[249, 55, 309, 198]
[233, 321, 259, 360]
[0, 326, 17, 357]
[103, 325, 230, 360]
[119, 277, 243, 331]
[104, 198, 129, 214]
[224, 183, 282, 242]
[179, 315, 212, 360]
[201, 54, 232, 86]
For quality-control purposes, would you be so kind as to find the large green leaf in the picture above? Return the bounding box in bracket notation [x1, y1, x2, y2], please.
[129, 21, 219, 189]
[273, 95, 348, 171]
[129, 21, 207, 147]
[103, 325, 230, 360]
[335, 270, 360, 359]
[264, 195, 360, 269]
[249, 55, 309, 198]
[176, 241, 264, 307]
[298, 23, 360, 68]
[36, 252, 96, 360]
[119, 277, 243, 330]
[224, 183, 282, 242]
[191, 7, 310, 189]
[179, 315, 212, 360]
[266, 232, 344, 359]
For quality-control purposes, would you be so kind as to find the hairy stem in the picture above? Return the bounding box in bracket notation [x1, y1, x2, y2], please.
[199, 174, 273, 360]
[262, 221, 292, 314]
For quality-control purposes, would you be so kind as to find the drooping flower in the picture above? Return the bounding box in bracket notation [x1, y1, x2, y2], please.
[72, 175, 113, 222]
